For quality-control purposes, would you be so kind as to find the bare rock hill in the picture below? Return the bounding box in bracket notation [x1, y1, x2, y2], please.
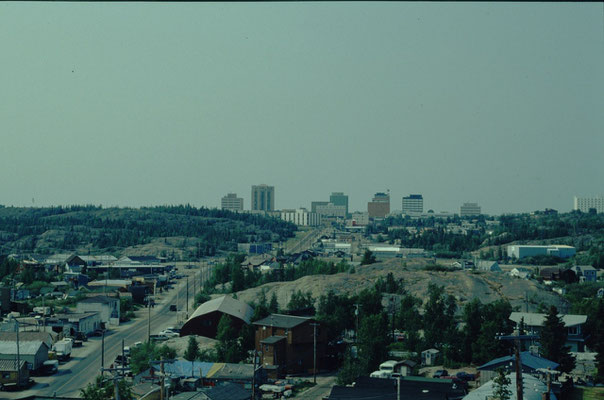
[235, 259, 565, 312]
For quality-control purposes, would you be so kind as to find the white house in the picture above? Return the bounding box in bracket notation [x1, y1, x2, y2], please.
[510, 267, 532, 279]
[76, 296, 120, 327]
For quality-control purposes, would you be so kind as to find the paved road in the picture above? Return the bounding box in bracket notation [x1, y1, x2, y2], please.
[292, 373, 337, 399]
[8, 267, 207, 399]
[285, 228, 325, 254]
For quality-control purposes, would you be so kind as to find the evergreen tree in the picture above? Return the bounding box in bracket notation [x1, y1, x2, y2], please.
[287, 290, 315, 313]
[357, 314, 389, 373]
[268, 292, 279, 313]
[462, 299, 483, 363]
[231, 264, 245, 292]
[540, 305, 575, 373]
[81, 375, 133, 400]
[588, 300, 604, 383]
[216, 315, 242, 362]
[492, 368, 512, 400]
[336, 349, 363, 385]
[396, 293, 423, 352]
[361, 249, 377, 265]
[423, 285, 456, 349]
[184, 336, 200, 361]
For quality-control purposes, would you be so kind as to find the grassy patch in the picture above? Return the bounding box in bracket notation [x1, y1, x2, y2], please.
[293, 381, 316, 394]
[570, 386, 604, 400]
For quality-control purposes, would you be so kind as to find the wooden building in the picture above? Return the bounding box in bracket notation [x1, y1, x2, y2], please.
[253, 314, 326, 378]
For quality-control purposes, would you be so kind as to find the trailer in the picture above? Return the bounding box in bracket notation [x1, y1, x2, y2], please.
[53, 339, 73, 361]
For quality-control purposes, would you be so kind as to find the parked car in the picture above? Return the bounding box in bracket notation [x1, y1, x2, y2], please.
[159, 330, 179, 338]
[114, 355, 129, 365]
[169, 304, 177, 312]
[456, 372, 476, 381]
[433, 370, 449, 379]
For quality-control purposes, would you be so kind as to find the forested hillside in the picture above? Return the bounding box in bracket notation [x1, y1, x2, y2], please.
[0, 204, 296, 257]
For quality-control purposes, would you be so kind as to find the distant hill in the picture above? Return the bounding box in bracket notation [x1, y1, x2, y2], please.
[0, 204, 296, 259]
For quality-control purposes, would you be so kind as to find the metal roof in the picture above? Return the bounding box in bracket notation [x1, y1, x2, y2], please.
[0, 340, 46, 355]
[260, 335, 286, 345]
[510, 312, 587, 327]
[463, 373, 556, 400]
[253, 314, 312, 329]
[0, 359, 26, 371]
[478, 351, 559, 371]
[186, 296, 254, 325]
[78, 295, 119, 304]
[0, 332, 56, 348]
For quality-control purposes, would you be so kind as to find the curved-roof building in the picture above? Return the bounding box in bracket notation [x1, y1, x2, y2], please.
[180, 295, 254, 338]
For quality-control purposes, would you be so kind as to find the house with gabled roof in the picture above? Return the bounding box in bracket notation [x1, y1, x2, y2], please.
[477, 351, 558, 385]
[253, 314, 326, 378]
[509, 312, 588, 352]
[571, 265, 598, 283]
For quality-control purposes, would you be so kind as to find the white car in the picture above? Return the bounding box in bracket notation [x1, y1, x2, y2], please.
[159, 330, 179, 338]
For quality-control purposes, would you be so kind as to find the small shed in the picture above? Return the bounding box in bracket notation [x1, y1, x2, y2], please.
[421, 348, 440, 366]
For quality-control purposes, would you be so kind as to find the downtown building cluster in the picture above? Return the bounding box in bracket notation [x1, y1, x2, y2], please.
[221, 185, 483, 227]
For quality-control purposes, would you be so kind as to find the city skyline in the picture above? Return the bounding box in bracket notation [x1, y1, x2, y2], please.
[1, 3, 602, 215]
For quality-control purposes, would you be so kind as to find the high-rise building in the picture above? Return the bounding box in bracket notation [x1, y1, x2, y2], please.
[460, 202, 481, 217]
[311, 201, 329, 213]
[402, 194, 423, 214]
[574, 196, 604, 213]
[329, 192, 349, 216]
[221, 193, 244, 212]
[251, 184, 275, 211]
[368, 192, 390, 218]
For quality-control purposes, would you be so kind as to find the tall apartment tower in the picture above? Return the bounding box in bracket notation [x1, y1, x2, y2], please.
[251, 184, 275, 211]
[460, 202, 481, 217]
[574, 196, 604, 213]
[402, 194, 423, 214]
[368, 192, 390, 218]
[329, 192, 349, 216]
[221, 193, 244, 212]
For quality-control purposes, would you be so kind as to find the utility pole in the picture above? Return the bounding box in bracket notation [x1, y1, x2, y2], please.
[160, 358, 165, 400]
[354, 304, 360, 343]
[186, 277, 189, 315]
[252, 350, 257, 400]
[16, 320, 21, 389]
[101, 330, 105, 369]
[311, 323, 319, 384]
[496, 330, 538, 400]
[121, 339, 125, 378]
[148, 296, 151, 343]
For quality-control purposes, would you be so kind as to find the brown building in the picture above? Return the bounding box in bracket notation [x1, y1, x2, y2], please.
[367, 192, 390, 218]
[539, 267, 577, 284]
[0, 359, 29, 387]
[253, 314, 326, 378]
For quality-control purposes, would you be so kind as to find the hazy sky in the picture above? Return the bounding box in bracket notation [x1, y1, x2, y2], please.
[1, 3, 603, 215]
